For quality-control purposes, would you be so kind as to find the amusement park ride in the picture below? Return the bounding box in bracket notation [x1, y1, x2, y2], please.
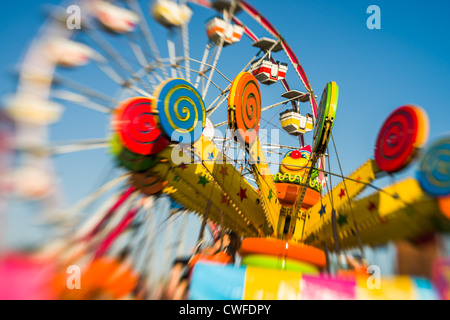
[0, 0, 449, 300]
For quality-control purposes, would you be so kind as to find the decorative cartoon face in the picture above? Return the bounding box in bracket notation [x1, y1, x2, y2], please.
[280, 146, 312, 175]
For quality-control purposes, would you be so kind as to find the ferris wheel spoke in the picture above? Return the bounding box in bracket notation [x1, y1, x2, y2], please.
[161, 215, 176, 278]
[82, 26, 154, 94]
[87, 188, 139, 241]
[93, 199, 141, 258]
[123, 37, 159, 92]
[128, 41, 163, 92]
[137, 60, 165, 87]
[19, 139, 109, 157]
[93, 59, 156, 98]
[187, 57, 232, 84]
[174, 213, 188, 258]
[127, 34, 151, 68]
[174, 27, 187, 80]
[125, 0, 169, 79]
[194, 42, 213, 89]
[124, 204, 150, 271]
[147, 67, 164, 85]
[167, 36, 184, 79]
[55, 173, 132, 228]
[207, 92, 229, 117]
[167, 37, 176, 78]
[124, 31, 168, 90]
[180, 20, 191, 81]
[94, 59, 128, 85]
[201, 41, 224, 100]
[51, 90, 113, 113]
[263, 143, 299, 150]
[128, 84, 154, 98]
[140, 209, 184, 278]
[215, 140, 301, 151]
[47, 138, 110, 155]
[260, 96, 301, 112]
[53, 73, 118, 106]
[175, 65, 224, 95]
[201, 45, 219, 92]
[131, 201, 157, 271]
[213, 120, 227, 128]
[83, 29, 134, 76]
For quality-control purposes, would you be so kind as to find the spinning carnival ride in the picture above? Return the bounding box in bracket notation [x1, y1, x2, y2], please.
[1, 0, 449, 300]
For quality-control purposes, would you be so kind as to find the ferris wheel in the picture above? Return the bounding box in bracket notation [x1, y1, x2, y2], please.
[2, 0, 449, 300]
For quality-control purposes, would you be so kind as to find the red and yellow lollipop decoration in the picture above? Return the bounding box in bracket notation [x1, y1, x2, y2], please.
[228, 72, 261, 145]
[113, 97, 169, 156]
[374, 105, 429, 173]
[228, 72, 280, 231]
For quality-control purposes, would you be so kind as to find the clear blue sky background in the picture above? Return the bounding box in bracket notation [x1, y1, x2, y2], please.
[1, 1, 449, 262]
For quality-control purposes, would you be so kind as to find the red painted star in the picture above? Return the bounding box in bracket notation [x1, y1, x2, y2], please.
[219, 165, 228, 178]
[379, 216, 388, 224]
[368, 201, 377, 212]
[338, 188, 345, 199]
[179, 162, 188, 170]
[237, 187, 248, 202]
[221, 194, 230, 206]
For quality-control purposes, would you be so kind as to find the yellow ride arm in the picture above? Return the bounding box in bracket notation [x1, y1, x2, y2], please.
[292, 159, 381, 242]
[247, 136, 281, 236]
[304, 178, 445, 250]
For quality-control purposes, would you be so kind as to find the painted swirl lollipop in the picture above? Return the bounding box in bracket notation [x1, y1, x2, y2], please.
[114, 97, 169, 155]
[374, 105, 429, 173]
[155, 78, 206, 144]
[417, 136, 450, 197]
[228, 72, 261, 145]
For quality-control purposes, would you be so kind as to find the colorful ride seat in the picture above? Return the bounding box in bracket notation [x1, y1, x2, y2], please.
[93, 1, 139, 33]
[152, 0, 192, 28]
[239, 237, 327, 269]
[205, 17, 244, 46]
[275, 183, 320, 208]
[249, 58, 288, 85]
[280, 109, 314, 136]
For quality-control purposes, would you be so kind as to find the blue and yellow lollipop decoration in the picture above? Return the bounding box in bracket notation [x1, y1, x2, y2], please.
[155, 78, 206, 144]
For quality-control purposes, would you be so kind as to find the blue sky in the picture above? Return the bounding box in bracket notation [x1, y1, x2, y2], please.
[1, 0, 449, 256]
